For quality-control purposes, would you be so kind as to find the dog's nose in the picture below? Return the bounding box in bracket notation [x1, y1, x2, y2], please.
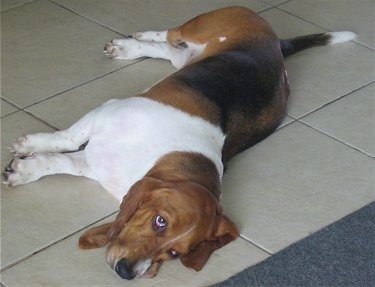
[115, 258, 135, 280]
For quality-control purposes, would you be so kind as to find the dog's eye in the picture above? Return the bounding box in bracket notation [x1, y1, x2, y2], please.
[153, 215, 167, 232]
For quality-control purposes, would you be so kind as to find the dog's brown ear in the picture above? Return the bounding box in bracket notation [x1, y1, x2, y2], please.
[79, 177, 164, 249]
[180, 214, 239, 271]
[79, 223, 113, 249]
[107, 177, 165, 239]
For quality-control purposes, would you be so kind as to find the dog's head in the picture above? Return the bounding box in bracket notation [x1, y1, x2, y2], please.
[79, 177, 238, 279]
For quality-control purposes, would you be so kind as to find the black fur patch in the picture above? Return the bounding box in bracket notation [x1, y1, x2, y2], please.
[280, 33, 331, 57]
[174, 48, 283, 132]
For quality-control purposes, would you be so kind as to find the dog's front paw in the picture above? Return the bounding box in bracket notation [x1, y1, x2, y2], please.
[104, 41, 121, 58]
[3, 155, 38, 187]
[10, 135, 35, 156]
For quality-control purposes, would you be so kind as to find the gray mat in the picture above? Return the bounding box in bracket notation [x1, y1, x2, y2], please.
[212, 201, 375, 287]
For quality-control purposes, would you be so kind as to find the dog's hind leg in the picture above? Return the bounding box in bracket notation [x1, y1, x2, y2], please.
[104, 38, 175, 59]
[104, 37, 205, 69]
[3, 151, 94, 186]
[104, 38, 190, 68]
[132, 30, 168, 42]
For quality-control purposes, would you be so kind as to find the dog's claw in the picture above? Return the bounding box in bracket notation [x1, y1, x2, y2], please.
[2, 159, 14, 186]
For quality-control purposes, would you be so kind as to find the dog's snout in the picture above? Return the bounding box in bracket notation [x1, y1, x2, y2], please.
[115, 258, 135, 280]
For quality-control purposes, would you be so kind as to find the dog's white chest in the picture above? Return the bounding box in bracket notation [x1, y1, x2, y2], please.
[84, 97, 225, 201]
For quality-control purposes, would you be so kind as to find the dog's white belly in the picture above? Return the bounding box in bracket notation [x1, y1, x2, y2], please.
[84, 97, 225, 201]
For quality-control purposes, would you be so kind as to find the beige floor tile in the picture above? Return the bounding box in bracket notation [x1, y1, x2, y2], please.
[260, 8, 375, 118]
[260, 8, 326, 39]
[26, 59, 175, 129]
[302, 83, 375, 157]
[54, 0, 269, 34]
[2, 0, 130, 108]
[221, 122, 374, 253]
[280, 0, 375, 49]
[1, 99, 18, 117]
[1, 111, 118, 268]
[284, 43, 374, 118]
[1, 216, 269, 287]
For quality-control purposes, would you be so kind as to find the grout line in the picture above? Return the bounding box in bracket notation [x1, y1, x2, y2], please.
[285, 81, 375, 159]
[259, 0, 293, 10]
[2, 57, 148, 122]
[275, 5, 342, 34]
[297, 80, 375, 120]
[22, 109, 60, 131]
[239, 234, 273, 255]
[1, 63, 142, 129]
[276, 6, 334, 32]
[20, 59, 146, 111]
[298, 120, 374, 159]
[0, 98, 21, 119]
[48, 0, 129, 37]
[0, 106, 60, 131]
[0, 211, 119, 273]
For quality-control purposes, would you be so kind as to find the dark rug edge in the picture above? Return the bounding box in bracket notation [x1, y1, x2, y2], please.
[211, 201, 375, 287]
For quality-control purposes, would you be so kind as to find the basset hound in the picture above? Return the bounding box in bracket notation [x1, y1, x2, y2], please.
[3, 6, 355, 280]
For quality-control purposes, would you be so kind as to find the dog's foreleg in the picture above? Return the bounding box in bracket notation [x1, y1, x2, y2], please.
[3, 151, 93, 186]
[11, 109, 97, 156]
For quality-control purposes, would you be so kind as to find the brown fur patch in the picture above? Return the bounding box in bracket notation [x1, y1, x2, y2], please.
[145, 151, 221, 200]
[166, 6, 277, 64]
[141, 78, 221, 125]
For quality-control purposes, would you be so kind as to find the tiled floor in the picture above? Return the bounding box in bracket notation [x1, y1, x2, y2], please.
[1, 0, 374, 286]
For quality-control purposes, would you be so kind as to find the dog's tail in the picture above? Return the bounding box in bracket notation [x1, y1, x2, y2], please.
[280, 31, 356, 58]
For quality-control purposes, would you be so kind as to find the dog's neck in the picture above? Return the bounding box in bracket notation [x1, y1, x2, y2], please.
[145, 151, 221, 200]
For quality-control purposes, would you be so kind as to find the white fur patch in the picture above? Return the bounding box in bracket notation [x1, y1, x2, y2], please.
[84, 97, 225, 201]
[171, 41, 207, 69]
[134, 30, 168, 42]
[133, 258, 152, 277]
[328, 31, 356, 44]
[218, 36, 227, 42]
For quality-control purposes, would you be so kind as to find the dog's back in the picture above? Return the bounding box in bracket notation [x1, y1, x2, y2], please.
[143, 47, 287, 162]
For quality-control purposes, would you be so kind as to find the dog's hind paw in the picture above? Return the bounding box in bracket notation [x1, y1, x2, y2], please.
[103, 38, 146, 60]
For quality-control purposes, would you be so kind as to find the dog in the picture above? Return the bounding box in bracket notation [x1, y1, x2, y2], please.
[3, 6, 355, 280]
